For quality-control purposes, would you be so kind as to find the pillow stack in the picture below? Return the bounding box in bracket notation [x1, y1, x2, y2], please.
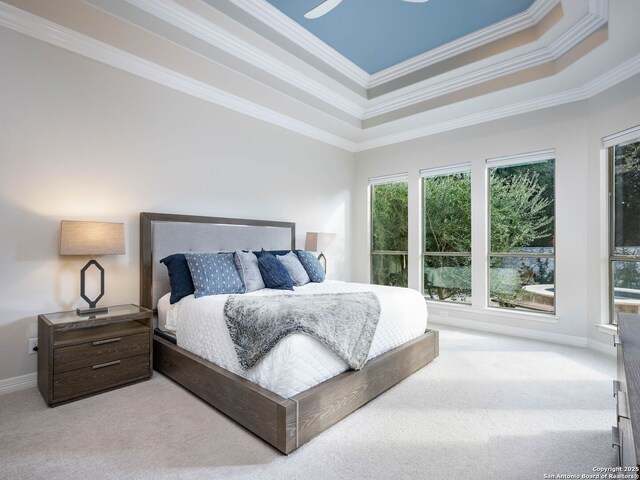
[160, 248, 327, 303]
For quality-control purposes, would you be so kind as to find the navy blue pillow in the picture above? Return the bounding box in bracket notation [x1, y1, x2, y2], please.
[160, 254, 195, 304]
[257, 250, 294, 290]
[251, 249, 292, 257]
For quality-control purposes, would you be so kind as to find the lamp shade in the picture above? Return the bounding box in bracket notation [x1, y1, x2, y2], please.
[60, 221, 125, 256]
[305, 232, 336, 252]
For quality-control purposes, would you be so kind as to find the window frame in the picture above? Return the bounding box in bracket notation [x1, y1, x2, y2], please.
[369, 174, 409, 287]
[421, 163, 472, 304]
[486, 150, 557, 315]
[608, 133, 640, 325]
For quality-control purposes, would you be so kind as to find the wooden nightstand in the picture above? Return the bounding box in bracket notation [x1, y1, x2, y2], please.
[38, 304, 152, 407]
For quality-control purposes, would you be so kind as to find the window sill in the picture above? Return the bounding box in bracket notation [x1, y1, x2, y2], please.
[425, 298, 558, 324]
[596, 324, 617, 335]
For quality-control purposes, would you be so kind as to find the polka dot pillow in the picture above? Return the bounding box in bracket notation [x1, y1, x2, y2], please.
[185, 253, 245, 297]
[295, 250, 326, 283]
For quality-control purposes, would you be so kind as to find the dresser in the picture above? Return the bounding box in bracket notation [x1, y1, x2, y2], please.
[614, 313, 640, 469]
[38, 304, 152, 406]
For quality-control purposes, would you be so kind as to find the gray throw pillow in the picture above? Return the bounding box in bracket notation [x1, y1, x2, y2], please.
[234, 250, 266, 292]
[277, 251, 311, 286]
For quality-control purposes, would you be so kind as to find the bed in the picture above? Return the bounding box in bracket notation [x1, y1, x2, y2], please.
[140, 212, 439, 454]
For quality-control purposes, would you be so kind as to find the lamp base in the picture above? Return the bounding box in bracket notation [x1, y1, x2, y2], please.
[317, 252, 327, 273]
[76, 306, 108, 316]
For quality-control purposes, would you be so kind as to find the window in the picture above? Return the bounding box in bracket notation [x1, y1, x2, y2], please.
[422, 165, 472, 303]
[609, 134, 640, 323]
[487, 152, 555, 314]
[370, 175, 408, 287]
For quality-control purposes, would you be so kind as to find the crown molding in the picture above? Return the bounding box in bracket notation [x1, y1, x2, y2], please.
[368, 0, 560, 88]
[227, 0, 370, 88]
[0, 1, 357, 151]
[355, 53, 640, 152]
[127, 0, 607, 123]
[0, 0, 634, 155]
[125, 0, 365, 119]
[363, 4, 609, 120]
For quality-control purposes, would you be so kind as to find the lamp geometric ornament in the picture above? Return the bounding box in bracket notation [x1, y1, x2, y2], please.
[80, 260, 105, 312]
[60, 220, 125, 316]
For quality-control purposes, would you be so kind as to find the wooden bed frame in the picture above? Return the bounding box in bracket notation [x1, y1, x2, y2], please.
[140, 212, 439, 454]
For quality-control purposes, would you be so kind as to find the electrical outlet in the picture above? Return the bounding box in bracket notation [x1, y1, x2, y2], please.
[28, 338, 38, 354]
[439, 311, 448, 317]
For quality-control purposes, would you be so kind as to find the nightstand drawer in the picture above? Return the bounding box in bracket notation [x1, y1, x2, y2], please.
[53, 332, 149, 374]
[53, 354, 150, 402]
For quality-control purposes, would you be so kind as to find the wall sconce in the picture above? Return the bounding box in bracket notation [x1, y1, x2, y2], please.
[60, 220, 125, 316]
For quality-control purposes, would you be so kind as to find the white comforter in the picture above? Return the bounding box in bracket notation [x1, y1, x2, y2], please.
[164, 280, 428, 398]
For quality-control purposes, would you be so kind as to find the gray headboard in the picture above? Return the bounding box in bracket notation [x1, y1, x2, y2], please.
[140, 212, 295, 310]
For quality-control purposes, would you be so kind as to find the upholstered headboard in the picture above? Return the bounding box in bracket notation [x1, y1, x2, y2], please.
[140, 212, 295, 311]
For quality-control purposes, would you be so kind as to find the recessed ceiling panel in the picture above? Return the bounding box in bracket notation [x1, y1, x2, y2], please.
[265, 0, 536, 74]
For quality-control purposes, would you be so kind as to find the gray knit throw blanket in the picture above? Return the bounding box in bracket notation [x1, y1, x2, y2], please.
[224, 292, 381, 371]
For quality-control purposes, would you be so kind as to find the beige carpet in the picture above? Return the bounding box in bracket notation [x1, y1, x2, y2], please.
[0, 325, 617, 480]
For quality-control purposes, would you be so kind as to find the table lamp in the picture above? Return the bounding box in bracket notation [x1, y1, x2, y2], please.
[305, 232, 337, 273]
[60, 220, 125, 315]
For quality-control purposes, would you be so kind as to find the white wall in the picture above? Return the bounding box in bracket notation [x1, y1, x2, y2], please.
[353, 74, 640, 349]
[0, 27, 354, 382]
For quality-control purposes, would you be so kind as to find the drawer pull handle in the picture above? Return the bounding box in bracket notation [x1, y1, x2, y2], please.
[92, 360, 121, 370]
[614, 380, 621, 397]
[614, 334, 621, 347]
[92, 337, 121, 346]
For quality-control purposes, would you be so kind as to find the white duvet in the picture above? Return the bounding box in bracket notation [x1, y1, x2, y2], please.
[163, 280, 428, 398]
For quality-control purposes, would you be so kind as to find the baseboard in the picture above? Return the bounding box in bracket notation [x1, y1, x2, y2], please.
[430, 315, 589, 346]
[0, 372, 37, 396]
[588, 339, 616, 357]
[430, 316, 617, 356]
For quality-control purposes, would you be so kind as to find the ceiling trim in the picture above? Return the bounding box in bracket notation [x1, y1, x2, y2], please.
[367, 0, 560, 88]
[0, 1, 357, 151]
[355, 53, 640, 152]
[125, 0, 365, 119]
[228, 0, 561, 88]
[364, 2, 608, 119]
[129, 0, 607, 123]
[227, 0, 370, 87]
[0, 0, 636, 155]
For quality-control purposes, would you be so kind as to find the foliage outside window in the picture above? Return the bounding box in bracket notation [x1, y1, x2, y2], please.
[370, 180, 408, 287]
[488, 158, 555, 313]
[610, 137, 640, 323]
[423, 169, 471, 303]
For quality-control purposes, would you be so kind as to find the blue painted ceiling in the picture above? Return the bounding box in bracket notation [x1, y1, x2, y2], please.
[265, 0, 537, 74]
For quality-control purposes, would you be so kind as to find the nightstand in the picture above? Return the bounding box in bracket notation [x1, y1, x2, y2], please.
[37, 304, 152, 407]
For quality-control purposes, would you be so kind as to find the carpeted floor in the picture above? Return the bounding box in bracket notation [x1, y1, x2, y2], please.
[0, 325, 617, 480]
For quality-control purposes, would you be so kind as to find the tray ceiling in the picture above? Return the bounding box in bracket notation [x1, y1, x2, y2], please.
[0, 0, 638, 152]
[263, 0, 536, 74]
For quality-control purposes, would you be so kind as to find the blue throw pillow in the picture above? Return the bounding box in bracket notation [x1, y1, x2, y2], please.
[257, 250, 294, 290]
[160, 253, 195, 304]
[296, 250, 326, 283]
[251, 249, 292, 257]
[185, 253, 245, 298]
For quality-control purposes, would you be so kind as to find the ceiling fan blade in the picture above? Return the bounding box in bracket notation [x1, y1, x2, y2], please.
[304, 0, 343, 19]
